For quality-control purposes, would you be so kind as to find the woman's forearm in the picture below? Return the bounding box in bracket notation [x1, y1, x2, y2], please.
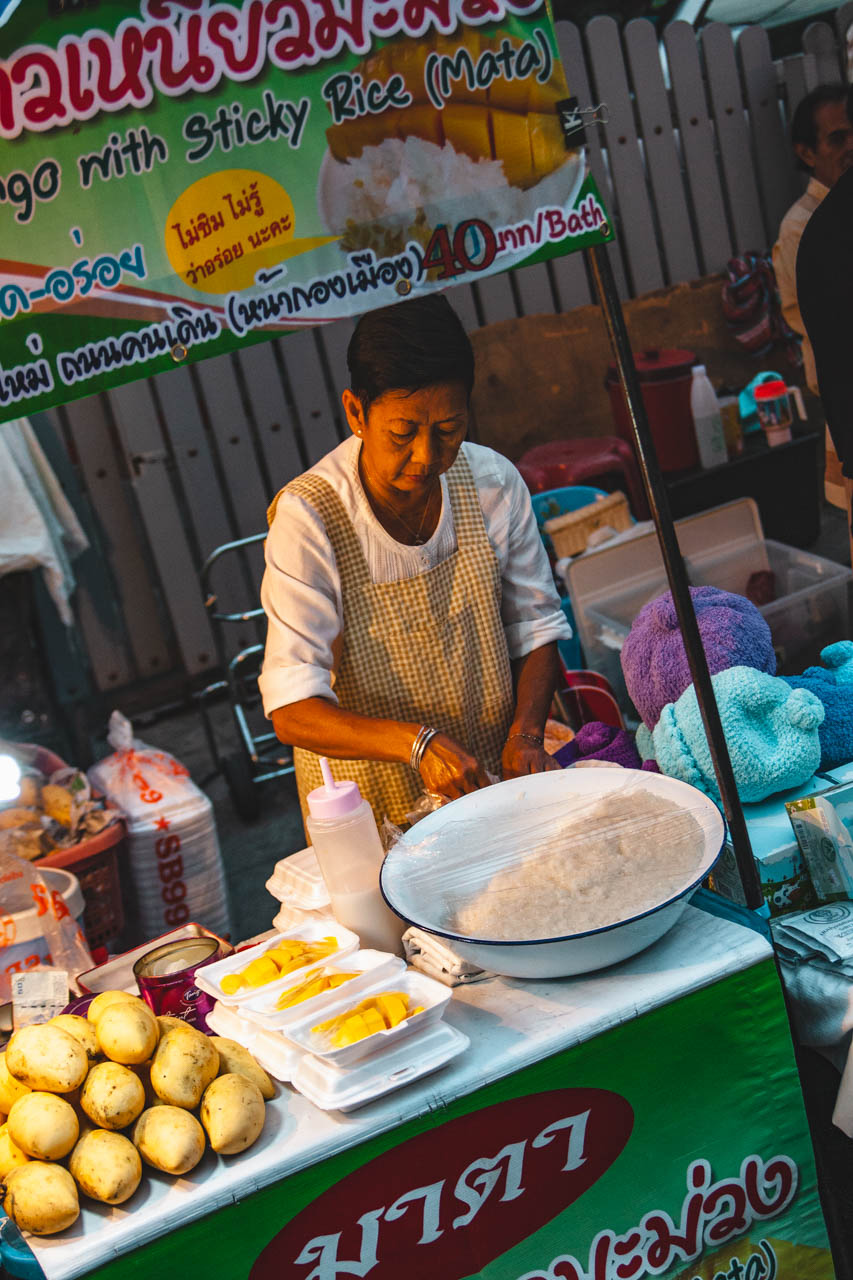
[508, 642, 560, 737]
[271, 697, 419, 764]
[271, 697, 492, 797]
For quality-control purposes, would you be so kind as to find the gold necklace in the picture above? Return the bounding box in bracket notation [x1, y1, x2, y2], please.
[387, 485, 438, 545]
[360, 457, 439, 545]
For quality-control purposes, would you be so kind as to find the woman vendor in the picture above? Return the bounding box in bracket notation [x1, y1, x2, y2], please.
[259, 294, 571, 826]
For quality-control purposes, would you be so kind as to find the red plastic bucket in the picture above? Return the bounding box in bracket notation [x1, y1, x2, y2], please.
[606, 347, 699, 474]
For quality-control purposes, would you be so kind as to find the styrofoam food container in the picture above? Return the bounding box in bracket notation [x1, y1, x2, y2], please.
[250, 1028, 304, 1082]
[194, 921, 359, 1006]
[282, 969, 450, 1068]
[272, 903, 336, 934]
[242, 950, 405, 1027]
[265, 846, 331, 910]
[381, 768, 726, 980]
[205, 1000, 262, 1051]
[292, 1022, 469, 1112]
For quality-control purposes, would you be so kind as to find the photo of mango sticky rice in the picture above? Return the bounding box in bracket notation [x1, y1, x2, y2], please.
[316, 28, 583, 255]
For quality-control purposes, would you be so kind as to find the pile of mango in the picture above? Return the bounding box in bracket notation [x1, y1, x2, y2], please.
[220, 936, 339, 995]
[275, 968, 357, 1011]
[0, 991, 274, 1236]
[326, 30, 571, 190]
[313, 991, 423, 1049]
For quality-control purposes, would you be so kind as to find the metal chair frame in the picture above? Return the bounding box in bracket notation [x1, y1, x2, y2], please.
[197, 533, 294, 818]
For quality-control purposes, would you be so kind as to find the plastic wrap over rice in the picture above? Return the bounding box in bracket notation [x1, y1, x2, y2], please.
[454, 790, 704, 940]
[386, 783, 708, 943]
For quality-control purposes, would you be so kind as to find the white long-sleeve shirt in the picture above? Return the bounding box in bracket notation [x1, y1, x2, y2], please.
[772, 175, 828, 396]
[259, 437, 570, 715]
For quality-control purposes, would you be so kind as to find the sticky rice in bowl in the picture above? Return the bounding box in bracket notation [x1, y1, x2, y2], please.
[380, 769, 725, 979]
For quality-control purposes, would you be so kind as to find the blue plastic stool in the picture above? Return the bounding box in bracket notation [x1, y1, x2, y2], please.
[530, 486, 610, 671]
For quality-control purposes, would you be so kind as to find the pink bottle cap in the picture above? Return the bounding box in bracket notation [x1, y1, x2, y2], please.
[306, 757, 362, 819]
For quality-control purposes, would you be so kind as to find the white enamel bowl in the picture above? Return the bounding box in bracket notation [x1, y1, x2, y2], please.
[380, 768, 725, 980]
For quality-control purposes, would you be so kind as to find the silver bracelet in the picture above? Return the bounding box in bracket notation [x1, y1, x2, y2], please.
[410, 725, 438, 773]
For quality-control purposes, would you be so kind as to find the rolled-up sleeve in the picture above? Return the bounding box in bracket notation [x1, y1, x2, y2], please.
[258, 495, 342, 717]
[480, 453, 571, 660]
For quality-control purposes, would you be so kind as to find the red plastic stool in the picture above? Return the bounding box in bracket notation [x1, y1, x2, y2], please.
[517, 437, 650, 520]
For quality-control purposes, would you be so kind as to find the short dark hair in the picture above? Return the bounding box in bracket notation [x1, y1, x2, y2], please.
[346, 294, 474, 412]
[792, 83, 848, 170]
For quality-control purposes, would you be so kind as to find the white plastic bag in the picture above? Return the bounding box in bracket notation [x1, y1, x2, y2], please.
[0, 850, 92, 1003]
[88, 712, 231, 940]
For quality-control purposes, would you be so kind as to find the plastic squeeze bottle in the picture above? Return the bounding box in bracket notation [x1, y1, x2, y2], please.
[690, 365, 728, 469]
[305, 758, 404, 955]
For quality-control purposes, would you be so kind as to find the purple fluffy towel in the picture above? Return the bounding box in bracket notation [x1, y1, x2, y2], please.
[620, 586, 777, 729]
[554, 722, 643, 769]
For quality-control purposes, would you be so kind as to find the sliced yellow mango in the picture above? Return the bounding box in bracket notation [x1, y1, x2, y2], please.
[334, 1013, 370, 1046]
[276, 969, 358, 1010]
[313, 989, 421, 1045]
[276, 974, 326, 1009]
[361, 43, 394, 86]
[227, 936, 339, 992]
[365, 990, 408, 1007]
[361, 1007, 386, 1036]
[375, 993, 408, 1028]
[490, 108, 535, 188]
[327, 113, 390, 162]
[527, 75, 565, 115]
[392, 103, 443, 148]
[529, 111, 566, 180]
[442, 105, 492, 167]
[243, 955, 280, 987]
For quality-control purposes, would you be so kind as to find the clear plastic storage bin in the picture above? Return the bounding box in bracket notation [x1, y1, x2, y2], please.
[568, 499, 852, 709]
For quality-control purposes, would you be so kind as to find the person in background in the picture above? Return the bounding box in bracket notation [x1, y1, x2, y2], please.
[774, 83, 853, 398]
[775, 85, 853, 520]
[259, 294, 570, 829]
[797, 83, 853, 566]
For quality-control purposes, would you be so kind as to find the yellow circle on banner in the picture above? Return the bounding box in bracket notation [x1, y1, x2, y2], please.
[165, 169, 295, 295]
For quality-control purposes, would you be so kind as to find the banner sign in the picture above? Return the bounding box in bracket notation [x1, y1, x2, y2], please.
[77, 959, 833, 1280]
[0, 0, 612, 422]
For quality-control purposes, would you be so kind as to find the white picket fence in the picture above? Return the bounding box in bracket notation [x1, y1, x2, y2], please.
[40, 4, 853, 702]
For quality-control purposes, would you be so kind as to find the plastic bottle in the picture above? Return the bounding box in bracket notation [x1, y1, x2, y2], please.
[305, 758, 403, 955]
[717, 394, 743, 459]
[690, 365, 728, 469]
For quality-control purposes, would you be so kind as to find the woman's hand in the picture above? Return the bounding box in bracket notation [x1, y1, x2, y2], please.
[418, 732, 492, 801]
[501, 735, 562, 780]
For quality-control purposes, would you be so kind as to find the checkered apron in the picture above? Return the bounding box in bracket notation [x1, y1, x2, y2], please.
[267, 452, 514, 827]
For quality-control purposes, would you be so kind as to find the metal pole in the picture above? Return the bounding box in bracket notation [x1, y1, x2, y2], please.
[587, 241, 763, 910]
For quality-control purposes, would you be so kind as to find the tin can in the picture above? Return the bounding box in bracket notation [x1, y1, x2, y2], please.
[133, 936, 221, 1031]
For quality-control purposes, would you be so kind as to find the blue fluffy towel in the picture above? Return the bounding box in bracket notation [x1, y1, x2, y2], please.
[653, 666, 825, 803]
[781, 641, 853, 769]
[822, 641, 853, 684]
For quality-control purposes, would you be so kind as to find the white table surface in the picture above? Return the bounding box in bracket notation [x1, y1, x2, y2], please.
[29, 904, 770, 1280]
